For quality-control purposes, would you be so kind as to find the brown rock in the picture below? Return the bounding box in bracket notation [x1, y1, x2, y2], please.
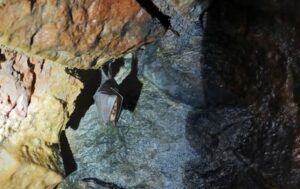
[0, 47, 83, 188]
[0, 0, 164, 69]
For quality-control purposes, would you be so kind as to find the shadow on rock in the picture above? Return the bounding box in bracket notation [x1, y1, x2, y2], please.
[99, 56, 143, 112]
[102, 58, 125, 78]
[65, 68, 102, 130]
[185, 106, 297, 188]
[119, 54, 143, 112]
[183, 0, 300, 188]
[59, 130, 77, 176]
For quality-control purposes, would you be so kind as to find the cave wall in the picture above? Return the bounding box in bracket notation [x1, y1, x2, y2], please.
[186, 0, 300, 188]
[1, 0, 300, 188]
[0, 48, 82, 188]
[60, 0, 300, 188]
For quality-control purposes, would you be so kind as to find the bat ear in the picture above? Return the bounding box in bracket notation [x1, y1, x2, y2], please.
[108, 61, 113, 79]
[131, 52, 138, 75]
[100, 69, 108, 85]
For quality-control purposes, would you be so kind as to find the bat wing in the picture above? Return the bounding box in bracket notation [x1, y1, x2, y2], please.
[93, 91, 116, 124]
[93, 78, 123, 125]
[110, 87, 123, 125]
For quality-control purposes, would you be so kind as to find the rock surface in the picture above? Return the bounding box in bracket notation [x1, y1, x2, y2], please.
[0, 0, 167, 188]
[1, 0, 300, 188]
[144, 0, 209, 34]
[59, 0, 300, 188]
[0, 47, 83, 188]
[0, 0, 164, 69]
[138, 0, 207, 107]
[182, 0, 300, 187]
[58, 65, 199, 189]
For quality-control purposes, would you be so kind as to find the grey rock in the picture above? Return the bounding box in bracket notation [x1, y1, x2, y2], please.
[58, 0, 300, 188]
[183, 0, 300, 188]
[137, 0, 234, 108]
[58, 72, 200, 189]
[139, 39, 205, 107]
[149, 0, 211, 33]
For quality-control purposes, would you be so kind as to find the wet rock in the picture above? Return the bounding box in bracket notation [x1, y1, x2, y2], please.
[184, 107, 295, 188]
[183, 0, 300, 187]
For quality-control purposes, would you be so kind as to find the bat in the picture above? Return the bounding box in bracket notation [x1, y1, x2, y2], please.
[93, 62, 123, 126]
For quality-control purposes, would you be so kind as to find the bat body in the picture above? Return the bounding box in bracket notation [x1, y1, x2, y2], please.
[93, 64, 123, 126]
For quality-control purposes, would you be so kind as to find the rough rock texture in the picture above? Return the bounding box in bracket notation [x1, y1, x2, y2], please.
[1, 0, 300, 188]
[0, 48, 83, 189]
[0, 48, 33, 120]
[139, 0, 206, 107]
[58, 60, 199, 189]
[183, 0, 300, 188]
[0, 0, 168, 188]
[0, 0, 163, 69]
[145, 0, 210, 34]
[59, 0, 300, 188]
[192, 0, 300, 187]
[141, 0, 300, 187]
[57, 1, 210, 188]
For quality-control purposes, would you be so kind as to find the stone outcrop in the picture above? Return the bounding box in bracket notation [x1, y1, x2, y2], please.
[58, 58, 200, 189]
[0, 0, 163, 69]
[0, 48, 83, 188]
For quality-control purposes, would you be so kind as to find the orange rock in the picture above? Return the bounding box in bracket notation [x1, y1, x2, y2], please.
[0, 0, 164, 69]
[0, 47, 83, 188]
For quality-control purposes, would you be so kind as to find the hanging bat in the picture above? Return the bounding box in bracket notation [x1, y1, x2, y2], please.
[93, 62, 123, 126]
